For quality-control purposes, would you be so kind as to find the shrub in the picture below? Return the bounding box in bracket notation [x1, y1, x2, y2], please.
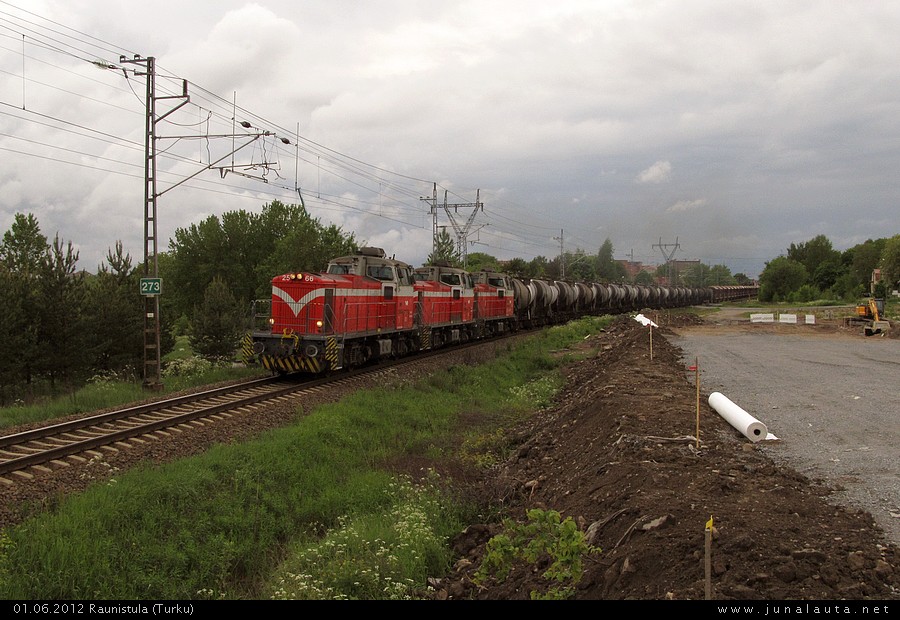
[162, 356, 214, 378]
[474, 508, 599, 600]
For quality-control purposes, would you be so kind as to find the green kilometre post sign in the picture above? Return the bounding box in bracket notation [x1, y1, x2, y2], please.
[140, 277, 162, 296]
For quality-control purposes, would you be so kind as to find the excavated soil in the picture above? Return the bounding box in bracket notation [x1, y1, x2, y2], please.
[424, 312, 900, 601]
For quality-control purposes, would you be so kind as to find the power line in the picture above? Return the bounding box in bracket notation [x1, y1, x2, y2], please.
[0, 7, 527, 263]
[0, 2, 768, 274]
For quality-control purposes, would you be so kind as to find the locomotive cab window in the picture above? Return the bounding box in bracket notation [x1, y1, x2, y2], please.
[398, 268, 413, 286]
[327, 264, 351, 275]
[367, 266, 394, 281]
[384, 286, 394, 300]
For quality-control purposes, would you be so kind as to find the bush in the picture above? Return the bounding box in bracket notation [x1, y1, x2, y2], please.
[789, 284, 821, 303]
[162, 356, 214, 378]
[474, 508, 599, 600]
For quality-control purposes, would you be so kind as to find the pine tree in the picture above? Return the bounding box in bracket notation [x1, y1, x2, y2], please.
[189, 276, 244, 361]
[426, 229, 460, 266]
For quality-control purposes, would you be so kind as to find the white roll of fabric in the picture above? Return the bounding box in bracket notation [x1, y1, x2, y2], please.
[708, 391, 773, 443]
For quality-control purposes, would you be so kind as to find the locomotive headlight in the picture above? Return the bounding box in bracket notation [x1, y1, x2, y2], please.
[268, 318, 275, 326]
[315, 320, 323, 329]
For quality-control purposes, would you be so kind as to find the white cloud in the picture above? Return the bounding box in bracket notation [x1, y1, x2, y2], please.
[636, 161, 673, 184]
[667, 199, 706, 213]
[2, 0, 900, 281]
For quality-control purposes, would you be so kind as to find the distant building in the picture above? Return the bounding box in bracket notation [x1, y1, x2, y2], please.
[871, 268, 881, 295]
[616, 260, 658, 281]
[667, 259, 701, 285]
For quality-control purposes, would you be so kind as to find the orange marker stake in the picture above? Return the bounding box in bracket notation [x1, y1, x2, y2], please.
[705, 515, 714, 600]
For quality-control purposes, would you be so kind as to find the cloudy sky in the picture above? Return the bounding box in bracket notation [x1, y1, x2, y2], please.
[1, 1, 898, 280]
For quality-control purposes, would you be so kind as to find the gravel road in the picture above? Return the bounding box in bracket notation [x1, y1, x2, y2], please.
[668, 315, 900, 546]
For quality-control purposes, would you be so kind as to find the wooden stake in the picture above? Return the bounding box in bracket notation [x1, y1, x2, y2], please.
[649, 323, 653, 360]
[705, 515, 714, 600]
[695, 358, 701, 448]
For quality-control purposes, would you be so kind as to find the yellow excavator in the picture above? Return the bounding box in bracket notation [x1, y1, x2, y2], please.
[851, 297, 891, 336]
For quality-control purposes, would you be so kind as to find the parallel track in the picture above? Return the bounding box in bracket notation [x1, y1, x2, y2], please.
[0, 336, 521, 484]
[0, 375, 300, 480]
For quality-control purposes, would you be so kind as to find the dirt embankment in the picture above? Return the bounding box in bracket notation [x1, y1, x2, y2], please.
[428, 311, 900, 601]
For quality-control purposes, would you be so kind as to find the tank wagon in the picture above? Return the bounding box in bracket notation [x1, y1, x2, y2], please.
[248, 247, 758, 375]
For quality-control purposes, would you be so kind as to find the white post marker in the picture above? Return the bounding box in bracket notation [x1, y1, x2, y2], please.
[687, 358, 700, 448]
[634, 313, 659, 360]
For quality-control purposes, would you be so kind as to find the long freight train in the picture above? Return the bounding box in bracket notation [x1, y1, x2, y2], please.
[247, 247, 757, 375]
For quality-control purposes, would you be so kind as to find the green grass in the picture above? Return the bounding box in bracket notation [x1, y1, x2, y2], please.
[165, 335, 195, 362]
[0, 315, 616, 600]
[0, 339, 266, 430]
[267, 473, 459, 600]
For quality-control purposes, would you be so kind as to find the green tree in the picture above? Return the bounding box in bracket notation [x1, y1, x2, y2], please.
[681, 263, 725, 287]
[166, 215, 231, 318]
[527, 256, 551, 278]
[596, 239, 619, 281]
[255, 212, 357, 291]
[847, 239, 886, 289]
[832, 272, 864, 301]
[0, 213, 47, 277]
[426, 229, 460, 266]
[502, 257, 529, 276]
[0, 213, 49, 391]
[881, 234, 900, 292]
[167, 200, 357, 320]
[811, 260, 842, 293]
[759, 256, 808, 302]
[682, 263, 709, 287]
[84, 242, 143, 376]
[189, 276, 244, 361]
[465, 251, 500, 272]
[154, 251, 179, 357]
[219, 209, 277, 303]
[564, 249, 597, 282]
[633, 270, 655, 285]
[0, 264, 28, 403]
[710, 264, 736, 286]
[36, 235, 87, 389]
[786, 235, 839, 284]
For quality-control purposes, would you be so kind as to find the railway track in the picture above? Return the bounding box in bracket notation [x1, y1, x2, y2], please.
[0, 366, 402, 484]
[0, 336, 524, 486]
[0, 375, 302, 482]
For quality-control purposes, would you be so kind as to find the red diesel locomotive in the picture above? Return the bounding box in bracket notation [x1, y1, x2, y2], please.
[251, 247, 418, 373]
[248, 246, 758, 375]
